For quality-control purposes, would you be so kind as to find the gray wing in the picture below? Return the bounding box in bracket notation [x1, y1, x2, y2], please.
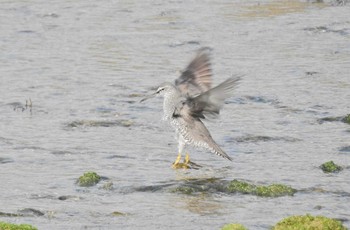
[175, 47, 212, 96]
[187, 76, 241, 119]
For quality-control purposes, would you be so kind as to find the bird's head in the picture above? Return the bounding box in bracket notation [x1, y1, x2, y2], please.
[140, 82, 176, 102]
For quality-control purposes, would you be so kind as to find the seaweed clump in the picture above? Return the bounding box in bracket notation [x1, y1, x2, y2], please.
[0, 222, 37, 230]
[320, 161, 343, 173]
[318, 114, 350, 124]
[342, 114, 350, 124]
[169, 178, 296, 197]
[170, 186, 197, 195]
[221, 223, 247, 230]
[226, 180, 296, 197]
[78, 172, 101, 187]
[272, 214, 347, 230]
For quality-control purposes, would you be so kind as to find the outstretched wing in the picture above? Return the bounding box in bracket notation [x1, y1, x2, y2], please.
[175, 47, 212, 96]
[172, 76, 240, 161]
[187, 76, 241, 119]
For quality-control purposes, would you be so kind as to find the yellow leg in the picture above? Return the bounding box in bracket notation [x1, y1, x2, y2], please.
[172, 152, 191, 169]
[174, 153, 182, 165]
[172, 153, 182, 169]
[184, 153, 190, 164]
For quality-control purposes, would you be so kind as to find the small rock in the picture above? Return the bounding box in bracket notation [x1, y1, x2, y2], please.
[18, 208, 45, 217]
[102, 181, 114, 190]
[58, 195, 81, 201]
[339, 146, 350, 152]
[0, 157, 13, 164]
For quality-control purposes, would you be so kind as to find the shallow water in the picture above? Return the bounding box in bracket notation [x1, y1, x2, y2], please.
[1, 0, 350, 229]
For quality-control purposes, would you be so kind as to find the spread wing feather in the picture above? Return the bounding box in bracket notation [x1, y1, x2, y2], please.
[175, 47, 212, 96]
[187, 76, 241, 119]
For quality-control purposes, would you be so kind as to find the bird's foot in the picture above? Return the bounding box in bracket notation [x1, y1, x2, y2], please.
[172, 152, 191, 169]
[172, 162, 191, 169]
[172, 153, 202, 169]
[184, 153, 202, 169]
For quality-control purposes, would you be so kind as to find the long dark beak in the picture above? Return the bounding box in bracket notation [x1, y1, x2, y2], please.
[140, 92, 157, 103]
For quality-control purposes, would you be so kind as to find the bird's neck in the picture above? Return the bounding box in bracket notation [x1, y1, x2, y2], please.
[163, 90, 180, 121]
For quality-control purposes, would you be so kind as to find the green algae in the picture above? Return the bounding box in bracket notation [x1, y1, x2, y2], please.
[320, 161, 343, 173]
[342, 114, 350, 124]
[0, 211, 22, 217]
[169, 177, 223, 195]
[272, 214, 347, 230]
[227, 180, 255, 194]
[0, 222, 37, 230]
[170, 178, 296, 197]
[221, 223, 247, 230]
[318, 116, 343, 123]
[227, 180, 296, 197]
[0, 209, 43, 218]
[170, 186, 197, 195]
[255, 184, 296, 197]
[318, 114, 350, 125]
[78, 172, 101, 187]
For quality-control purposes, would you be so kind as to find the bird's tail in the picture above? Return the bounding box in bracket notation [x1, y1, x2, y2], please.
[206, 138, 232, 161]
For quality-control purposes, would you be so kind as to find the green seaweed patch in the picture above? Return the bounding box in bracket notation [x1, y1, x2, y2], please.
[169, 178, 222, 195]
[0, 221, 37, 230]
[320, 161, 343, 173]
[255, 184, 296, 197]
[169, 178, 296, 197]
[272, 214, 347, 230]
[0, 208, 44, 218]
[221, 223, 247, 230]
[227, 180, 255, 194]
[318, 116, 343, 123]
[226, 180, 296, 197]
[78, 172, 101, 187]
[342, 114, 350, 124]
[0, 211, 23, 217]
[318, 114, 350, 125]
[170, 186, 197, 195]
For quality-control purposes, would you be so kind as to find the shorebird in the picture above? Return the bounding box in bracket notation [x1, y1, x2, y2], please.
[141, 48, 240, 169]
